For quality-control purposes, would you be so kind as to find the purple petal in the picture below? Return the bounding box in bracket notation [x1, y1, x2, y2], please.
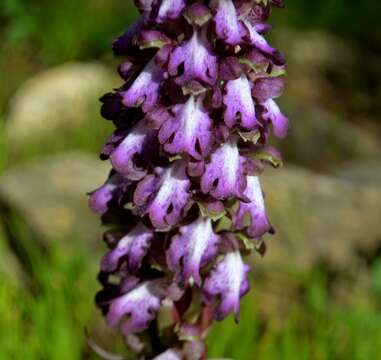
[153, 350, 183, 360]
[106, 280, 165, 336]
[159, 96, 213, 160]
[223, 74, 258, 130]
[167, 217, 220, 286]
[138, 30, 171, 49]
[168, 29, 217, 86]
[232, 176, 272, 239]
[241, 20, 276, 56]
[183, 3, 212, 27]
[262, 99, 289, 138]
[121, 58, 164, 112]
[252, 76, 285, 102]
[248, 4, 270, 23]
[100, 128, 128, 160]
[219, 57, 242, 81]
[112, 17, 145, 55]
[133, 161, 191, 229]
[203, 239, 250, 321]
[201, 138, 246, 200]
[211, 0, 242, 45]
[135, 0, 155, 13]
[101, 223, 153, 273]
[154, 0, 186, 23]
[88, 173, 130, 215]
[110, 119, 157, 181]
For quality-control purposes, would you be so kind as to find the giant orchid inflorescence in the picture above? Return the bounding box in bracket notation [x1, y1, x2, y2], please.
[89, 0, 288, 358]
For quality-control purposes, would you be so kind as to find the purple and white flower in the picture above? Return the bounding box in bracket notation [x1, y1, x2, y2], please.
[159, 96, 213, 160]
[167, 217, 220, 285]
[92, 0, 288, 357]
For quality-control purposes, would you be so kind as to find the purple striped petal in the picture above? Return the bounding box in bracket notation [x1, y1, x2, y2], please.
[203, 239, 250, 321]
[106, 280, 165, 336]
[223, 74, 258, 130]
[232, 176, 272, 239]
[262, 99, 289, 138]
[133, 161, 191, 229]
[121, 58, 164, 112]
[138, 30, 171, 49]
[110, 120, 157, 181]
[88, 173, 130, 215]
[252, 76, 285, 102]
[112, 17, 145, 55]
[201, 138, 246, 199]
[101, 223, 153, 273]
[211, 0, 242, 45]
[154, 0, 186, 23]
[242, 20, 276, 56]
[168, 29, 217, 85]
[183, 3, 212, 27]
[153, 350, 182, 360]
[159, 96, 213, 160]
[167, 217, 220, 286]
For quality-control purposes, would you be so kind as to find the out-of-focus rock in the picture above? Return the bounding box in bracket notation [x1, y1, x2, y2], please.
[5, 62, 119, 148]
[259, 166, 381, 273]
[0, 152, 109, 247]
[1, 152, 379, 275]
[270, 29, 381, 170]
[333, 159, 381, 186]
[273, 29, 355, 109]
[274, 102, 380, 170]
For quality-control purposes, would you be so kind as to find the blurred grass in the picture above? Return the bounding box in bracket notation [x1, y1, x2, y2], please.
[0, 218, 98, 360]
[2, 220, 381, 360]
[208, 268, 381, 360]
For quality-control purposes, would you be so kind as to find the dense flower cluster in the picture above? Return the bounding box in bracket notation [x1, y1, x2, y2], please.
[89, 0, 288, 358]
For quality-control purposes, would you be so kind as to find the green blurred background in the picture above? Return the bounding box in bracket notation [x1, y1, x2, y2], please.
[0, 1, 381, 359]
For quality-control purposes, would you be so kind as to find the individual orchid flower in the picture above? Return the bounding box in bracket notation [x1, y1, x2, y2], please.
[232, 175, 273, 239]
[90, 0, 289, 358]
[167, 216, 220, 285]
[203, 236, 251, 321]
[168, 28, 217, 86]
[158, 95, 214, 159]
[200, 137, 247, 199]
[110, 119, 158, 180]
[133, 161, 191, 229]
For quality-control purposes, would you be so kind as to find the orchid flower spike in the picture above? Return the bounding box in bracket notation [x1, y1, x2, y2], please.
[90, 0, 288, 358]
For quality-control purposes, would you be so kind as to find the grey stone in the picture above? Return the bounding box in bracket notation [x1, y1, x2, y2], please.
[274, 102, 380, 170]
[5, 62, 119, 148]
[333, 159, 381, 186]
[0, 152, 110, 246]
[259, 166, 381, 273]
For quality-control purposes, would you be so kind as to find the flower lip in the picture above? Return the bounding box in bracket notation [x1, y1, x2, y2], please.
[106, 279, 165, 336]
[88, 173, 130, 215]
[211, 0, 242, 45]
[232, 175, 273, 239]
[203, 236, 250, 321]
[121, 57, 164, 112]
[101, 223, 153, 273]
[158, 95, 214, 160]
[110, 119, 157, 181]
[168, 28, 217, 86]
[167, 216, 220, 286]
[133, 161, 191, 229]
[201, 137, 247, 200]
[223, 74, 258, 130]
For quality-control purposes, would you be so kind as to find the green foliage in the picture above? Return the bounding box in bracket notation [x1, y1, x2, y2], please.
[0, 0, 138, 64]
[0, 215, 99, 360]
[207, 269, 381, 360]
[272, 0, 379, 42]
